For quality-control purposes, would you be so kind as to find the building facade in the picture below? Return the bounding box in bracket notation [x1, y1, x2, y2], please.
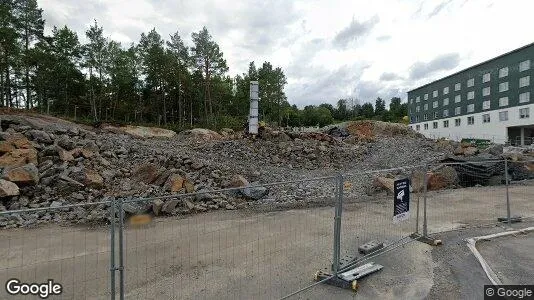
[408, 43, 534, 145]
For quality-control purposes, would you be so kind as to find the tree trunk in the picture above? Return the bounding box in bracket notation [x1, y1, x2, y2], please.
[25, 25, 31, 110]
[0, 70, 4, 107]
[6, 65, 12, 107]
[178, 76, 182, 127]
[162, 82, 167, 125]
[98, 68, 103, 120]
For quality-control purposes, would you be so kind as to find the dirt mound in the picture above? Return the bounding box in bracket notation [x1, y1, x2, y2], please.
[345, 120, 420, 141]
[103, 125, 176, 139]
[178, 128, 222, 142]
[0, 113, 452, 228]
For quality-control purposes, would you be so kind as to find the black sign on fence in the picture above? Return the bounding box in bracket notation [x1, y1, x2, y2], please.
[393, 178, 410, 223]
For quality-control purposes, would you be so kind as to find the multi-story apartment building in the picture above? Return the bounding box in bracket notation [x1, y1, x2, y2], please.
[408, 43, 534, 145]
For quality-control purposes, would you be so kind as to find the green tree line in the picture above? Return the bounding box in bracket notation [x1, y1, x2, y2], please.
[283, 97, 408, 127]
[0, 0, 406, 130]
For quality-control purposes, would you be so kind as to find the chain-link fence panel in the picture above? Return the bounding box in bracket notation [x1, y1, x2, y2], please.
[0, 201, 113, 299]
[424, 159, 510, 234]
[339, 166, 423, 269]
[119, 176, 337, 300]
[507, 158, 534, 222]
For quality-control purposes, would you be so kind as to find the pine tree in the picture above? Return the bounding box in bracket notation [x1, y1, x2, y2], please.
[15, 0, 44, 109]
[191, 27, 228, 124]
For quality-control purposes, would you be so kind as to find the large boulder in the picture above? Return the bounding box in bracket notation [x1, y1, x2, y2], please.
[0, 141, 15, 155]
[70, 168, 104, 189]
[131, 163, 160, 184]
[3, 133, 32, 149]
[0, 179, 19, 197]
[153, 169, 173, 186]
[57, 137, 76, 151]
[81, 141, 99, 159]
[241, 184, 269, 200]
[27, 130, 53, 144]
[161, 199, 181, 214]
[57, 146, 74, 162]
[84, 169, 104, 189]
[183, 180, 195, 193]
[0, 148, 38, 168]
[2, 163, 39, 186]
[373, 176, 395, 194]
[152, 199, 164, 216]
[428, 166, 459, 190]
[228, 175, 249, 188]
[164, 174, 184, 192]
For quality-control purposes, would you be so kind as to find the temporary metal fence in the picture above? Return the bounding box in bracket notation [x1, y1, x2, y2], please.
[116, 177, 337, 300]
[0, 200, 113, 299]
[0, 158, 533, 299]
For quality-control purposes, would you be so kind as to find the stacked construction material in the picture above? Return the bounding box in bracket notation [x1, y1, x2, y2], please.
[440, 154, 505, 186]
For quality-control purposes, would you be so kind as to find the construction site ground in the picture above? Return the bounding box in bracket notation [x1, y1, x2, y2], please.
[1, 181, 533, 299]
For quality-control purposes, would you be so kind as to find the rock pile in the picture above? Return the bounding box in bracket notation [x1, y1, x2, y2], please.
[0, 114, 458, 228]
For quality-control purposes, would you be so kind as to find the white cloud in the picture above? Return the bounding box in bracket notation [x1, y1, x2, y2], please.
[38, 0, 534, 107]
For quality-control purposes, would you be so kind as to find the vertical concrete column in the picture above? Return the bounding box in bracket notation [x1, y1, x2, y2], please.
[520, 127, 525, 146]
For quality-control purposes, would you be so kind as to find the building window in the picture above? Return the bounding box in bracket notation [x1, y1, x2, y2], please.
[455, 95, 461, 103]
[499, 82, 509, 92]
[415, 116, 420, 122]
[519, 76, 530, 88]
[433, 101, 438, 108]
[482, 114, 491, 123]
[424, 103, 428, 111]
[443, 109, 449, 117]
[467, 78, 474, 87]
[499, 67, 509, 78]
[424, 93, 429, 100]
[467, 91, 474, 100]
[424, 123, 429, 130]
[519, 60, 531, 72]
[519, 92, 530, 103]
[443, 98, 449, 106]
[482, 87, 490, 96]
[433, 90, 438, 98]
[455, 118, 461, 126]
[455, 107, 461, 115]
[416, 96, 420, 102]
[455, 83, 461, 91]
[424, 114, 428, 120]
[467, 104, 474, 113]
[416, 125, 420, 131]
[443, 120, 449, 128]
[499, 97, 509, 107]
[433, 121, 438, 129]
[416, 106, 420, 112]
[483, 100, 491, 110]
[482, 73, 491, 83]
[499, 111, 508, 121]
[467, 116, 474, 125]
[443, 87, 449, 95]
[410, 98, 414, 104]
[520, 108, 530, 119]
[433, 111, 439, 119]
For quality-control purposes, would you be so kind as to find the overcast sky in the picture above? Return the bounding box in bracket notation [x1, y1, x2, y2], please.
[38, 0, 533, 107]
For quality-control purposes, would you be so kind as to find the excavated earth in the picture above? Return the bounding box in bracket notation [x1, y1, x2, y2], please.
[0, 112, 458, 228]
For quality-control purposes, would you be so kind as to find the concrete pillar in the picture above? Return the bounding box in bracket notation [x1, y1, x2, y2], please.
[520, 127, 525, 146]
